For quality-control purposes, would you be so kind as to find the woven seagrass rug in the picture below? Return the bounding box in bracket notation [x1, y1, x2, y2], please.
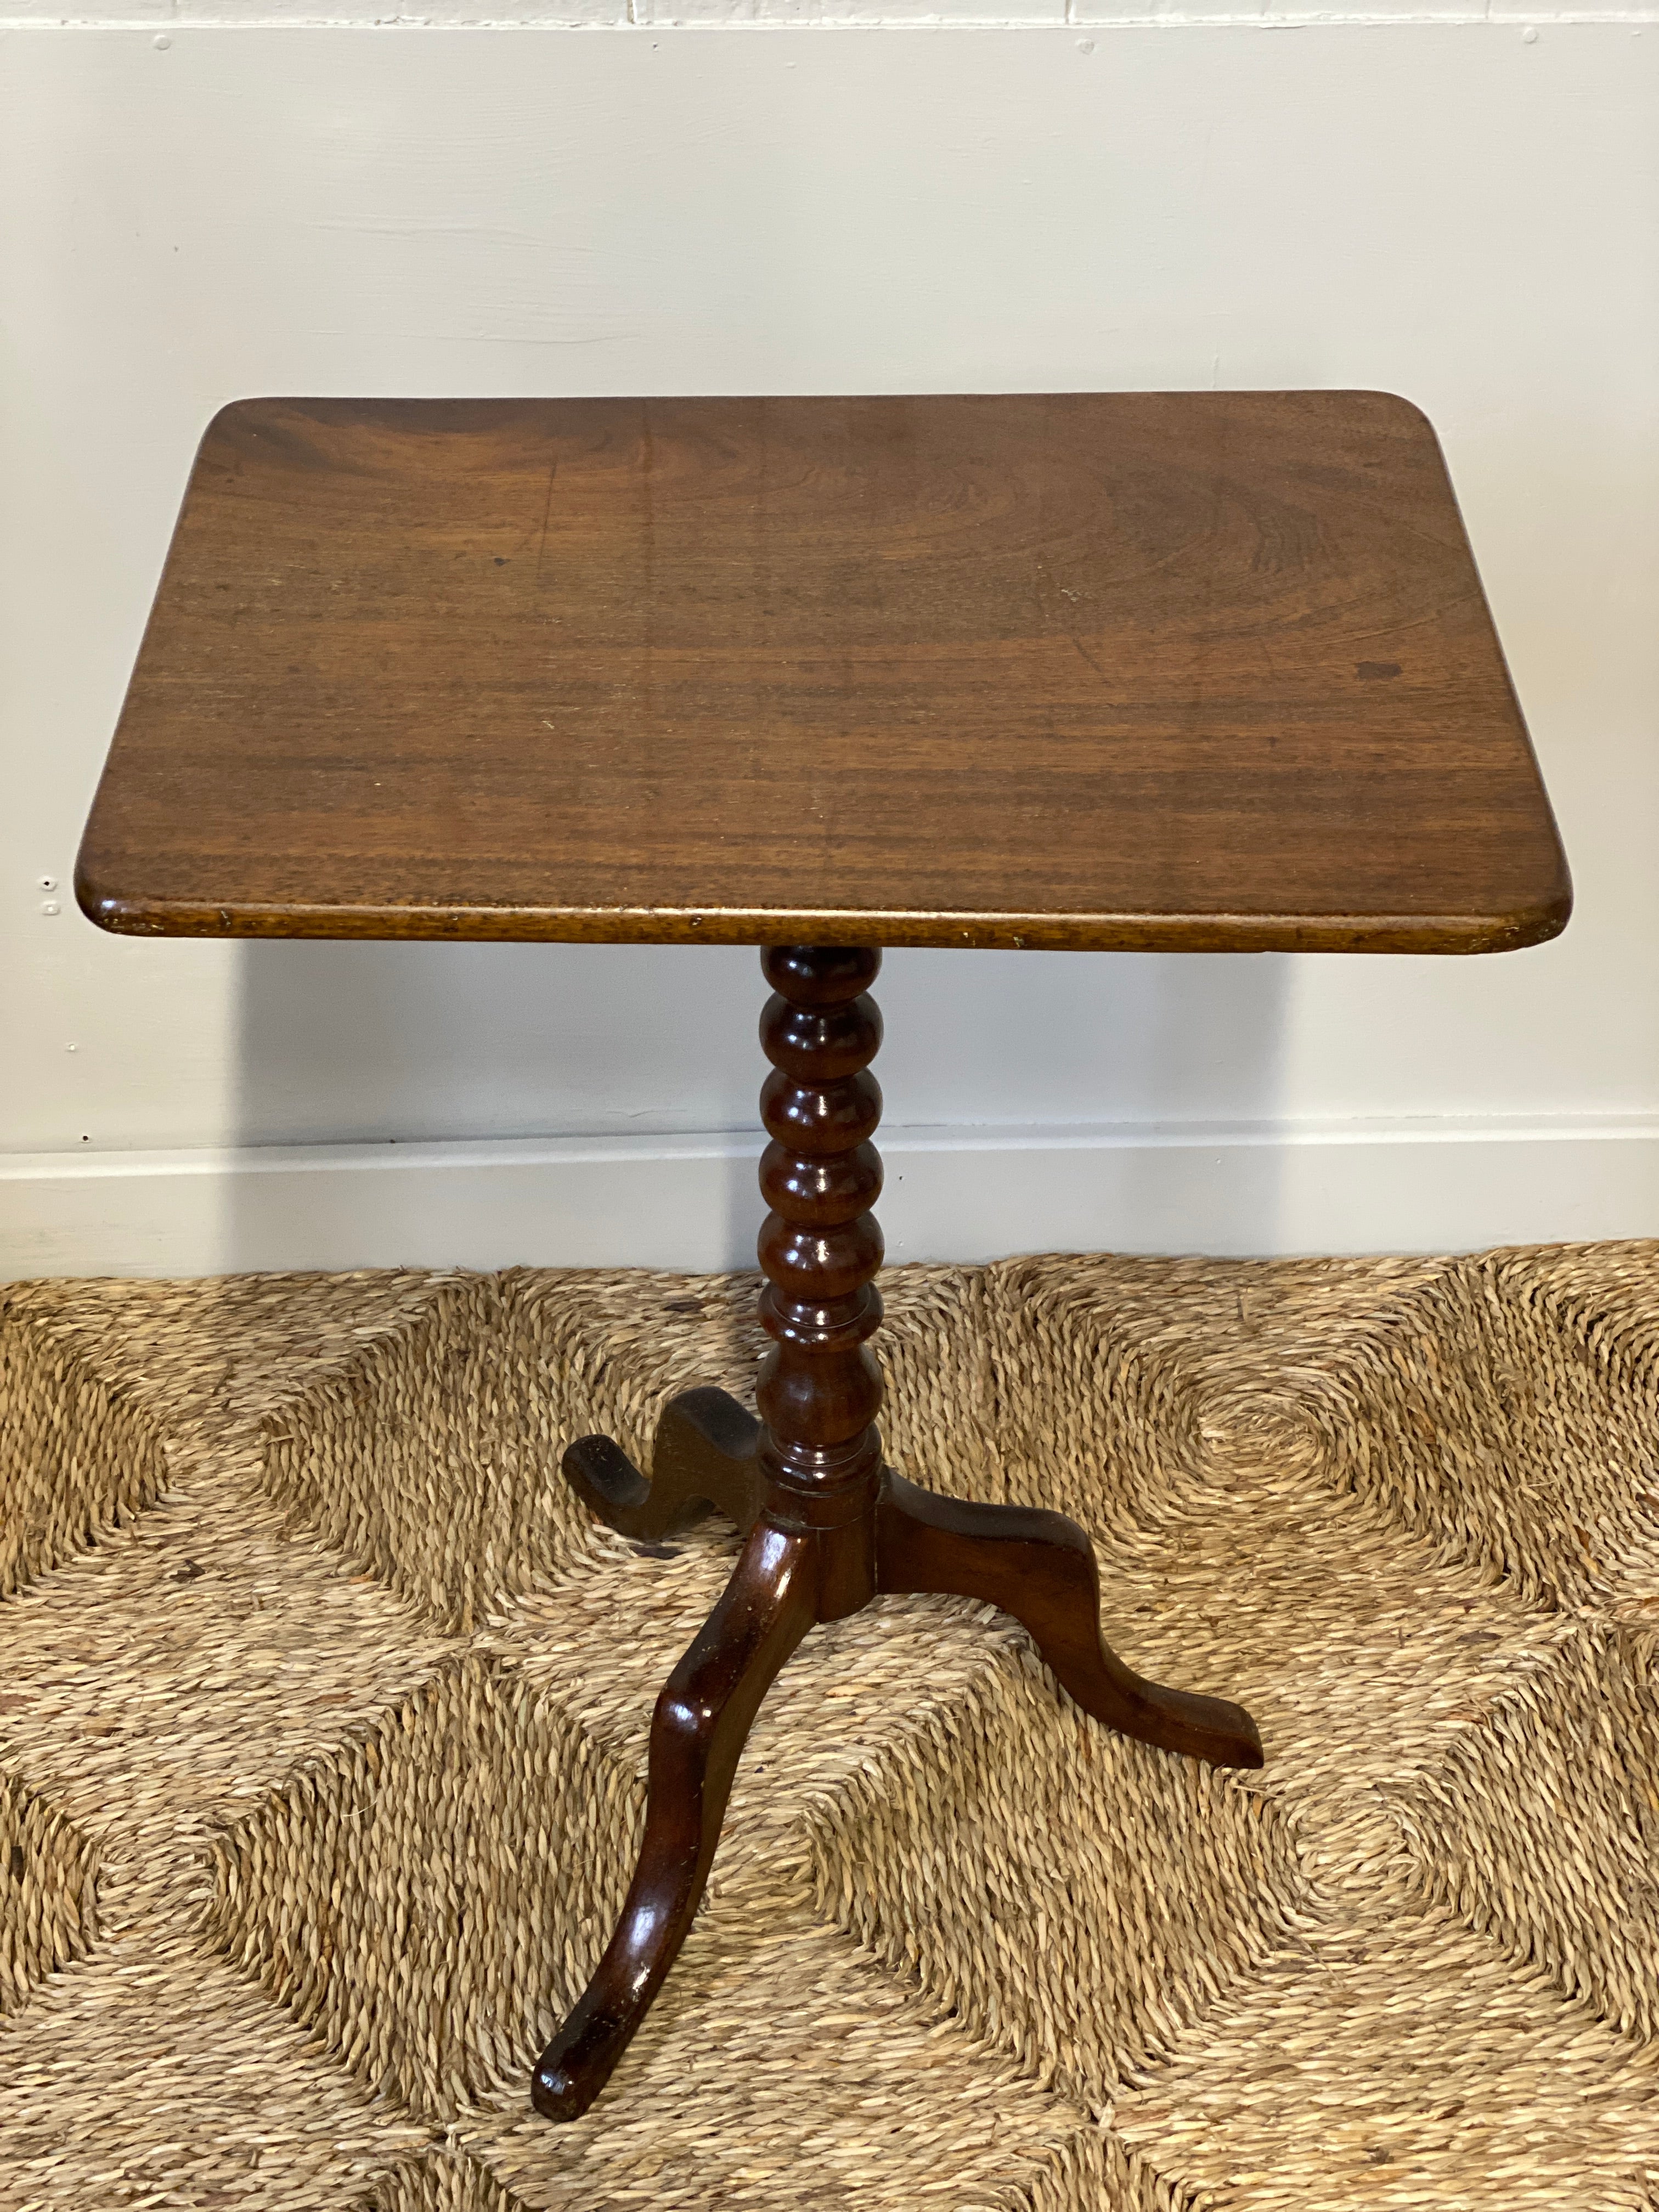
[3, 1246, 1659, 2211]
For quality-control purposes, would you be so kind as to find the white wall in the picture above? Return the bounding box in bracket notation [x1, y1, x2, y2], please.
[2, 18, 1657, 1276]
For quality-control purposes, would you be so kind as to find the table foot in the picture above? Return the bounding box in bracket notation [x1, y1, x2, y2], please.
[532, 1516, 816, 2121]
[563, 1387, 765, 1543]
[875, 1469, 1263, 1770]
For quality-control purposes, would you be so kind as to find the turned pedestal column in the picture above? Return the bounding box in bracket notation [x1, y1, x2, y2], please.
[530, 948, 1263, 2123]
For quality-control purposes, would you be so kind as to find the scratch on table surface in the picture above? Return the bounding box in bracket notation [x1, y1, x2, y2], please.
[536, 459, 558, 583]
[1069, 631, 1108, 681]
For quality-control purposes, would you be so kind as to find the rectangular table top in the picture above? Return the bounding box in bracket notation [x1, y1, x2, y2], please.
[76, 392, 1570, 954]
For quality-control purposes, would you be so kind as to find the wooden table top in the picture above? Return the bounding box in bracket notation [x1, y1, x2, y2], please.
[76, 392, 1570, 954]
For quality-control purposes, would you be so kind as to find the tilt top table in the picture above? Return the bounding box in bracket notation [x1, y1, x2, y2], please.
[77, 392, 1570, 2121]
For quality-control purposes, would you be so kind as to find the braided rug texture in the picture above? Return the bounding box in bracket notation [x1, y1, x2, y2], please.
[2, 1245, 1658, 2210]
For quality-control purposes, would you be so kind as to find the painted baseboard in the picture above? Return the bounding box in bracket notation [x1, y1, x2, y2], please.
[2, 1119, 1657, 1280]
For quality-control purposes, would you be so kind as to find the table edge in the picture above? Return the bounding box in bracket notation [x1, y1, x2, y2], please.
[73, 874, 1573, 957]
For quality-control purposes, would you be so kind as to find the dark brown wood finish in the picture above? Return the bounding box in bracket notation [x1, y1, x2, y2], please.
[533, 947, 1263, 2123]
[754, 945, 887, 1617]
[875, 1471, 1259, 1769]
[563, 1388, 766, 1543]
[77, 392, 1569, 954]
[76, 395, 1569, 2126]
[532, 1516, 819, 2123]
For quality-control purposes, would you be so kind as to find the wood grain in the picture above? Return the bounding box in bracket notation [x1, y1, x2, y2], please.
[76, 392, 1570, 953]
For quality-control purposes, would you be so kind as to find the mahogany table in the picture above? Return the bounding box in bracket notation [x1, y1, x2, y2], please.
[77, 392, 1570, 2122]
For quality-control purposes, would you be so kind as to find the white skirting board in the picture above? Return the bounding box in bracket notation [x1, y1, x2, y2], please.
[2, 1121, 1657, 1282]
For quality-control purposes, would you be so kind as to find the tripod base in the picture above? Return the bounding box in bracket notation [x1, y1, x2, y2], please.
[532, 1389, 1262, 2123]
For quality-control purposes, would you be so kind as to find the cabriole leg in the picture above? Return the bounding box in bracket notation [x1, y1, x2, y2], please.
[876, 1469, 1262, 1768]
[531, 1519, 816, 2121]
[563, 1387, 764, 1543]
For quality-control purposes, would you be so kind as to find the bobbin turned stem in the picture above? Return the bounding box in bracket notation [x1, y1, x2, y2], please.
[755, 945, 886, 1620]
